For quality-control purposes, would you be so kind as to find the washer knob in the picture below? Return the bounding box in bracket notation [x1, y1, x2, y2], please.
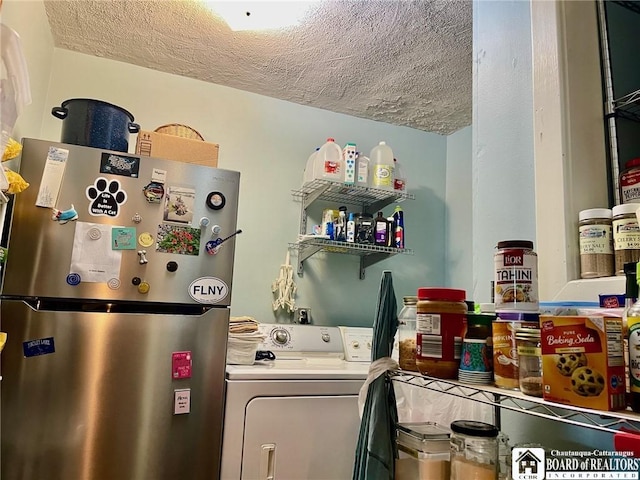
[166, 261, 178, 272]
[273, 329, 289, 345]
[352, 341, 360, 349]
[322, 333, 331, 343]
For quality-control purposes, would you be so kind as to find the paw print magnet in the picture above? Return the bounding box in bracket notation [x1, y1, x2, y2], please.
[86, 177, 127, 217]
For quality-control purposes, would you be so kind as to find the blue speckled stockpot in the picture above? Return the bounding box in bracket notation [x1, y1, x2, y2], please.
[52, 99, 140, 153]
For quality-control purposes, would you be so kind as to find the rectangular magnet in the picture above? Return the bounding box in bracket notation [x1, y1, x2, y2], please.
[23, 337, 55, 357]
[174, 389, 191, 415]
[172, 351, 192, 379]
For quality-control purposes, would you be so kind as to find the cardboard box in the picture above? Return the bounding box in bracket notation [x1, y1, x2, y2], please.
[541, 315, 626, 411]
[135, 130, 219, 167]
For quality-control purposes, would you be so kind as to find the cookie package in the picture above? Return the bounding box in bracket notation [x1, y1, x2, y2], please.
[540, 315, 626, 411]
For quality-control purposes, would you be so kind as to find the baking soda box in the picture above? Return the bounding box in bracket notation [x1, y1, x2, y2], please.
[540, 315, 626, 411]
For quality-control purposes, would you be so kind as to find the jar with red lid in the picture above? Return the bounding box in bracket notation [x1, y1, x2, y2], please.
[620, 157, 640, 204]
[416, 287, 467, 379]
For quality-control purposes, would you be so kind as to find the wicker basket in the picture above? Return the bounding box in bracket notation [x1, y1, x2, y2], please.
[154, 123, 204, 141]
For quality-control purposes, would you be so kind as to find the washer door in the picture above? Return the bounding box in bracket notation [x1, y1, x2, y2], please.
[242, 395, 360, 479]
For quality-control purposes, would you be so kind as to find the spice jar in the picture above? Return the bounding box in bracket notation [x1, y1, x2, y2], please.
[515, 327, 542, 397]
[416, 287, 467, 379]
[398, 296, 418, 371]
[612, 204, 640, 276]
[620, 157, 640, 204]
[494, 240, 538, 312]
[458, 313, 495, 386]
[493, 312, 539, 390]
[579, 208, 614, 278]
[449, 420, 499, 480]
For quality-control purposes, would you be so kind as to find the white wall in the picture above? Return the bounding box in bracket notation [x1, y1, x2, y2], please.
[3, 0, 454, 327]
[445, 126, 473, 296]
[472, 0, 536, 306]
[1, 0, 54, 141]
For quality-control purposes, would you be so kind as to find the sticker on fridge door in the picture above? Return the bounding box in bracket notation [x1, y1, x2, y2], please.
[99, 152, 140, 178]
[23, 337, 55, 357]
[189, 277, 229, 303]
[86, 177, 127, 217]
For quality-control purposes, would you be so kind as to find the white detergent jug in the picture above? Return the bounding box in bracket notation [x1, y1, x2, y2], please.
[302, 147, 320, 185]
[370, 141, 394, 190]
[314, 138, 343, 182]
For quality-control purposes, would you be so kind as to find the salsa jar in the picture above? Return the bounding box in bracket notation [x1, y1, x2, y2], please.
[494, 240, 538, 312]
[416, 287, 467, 379]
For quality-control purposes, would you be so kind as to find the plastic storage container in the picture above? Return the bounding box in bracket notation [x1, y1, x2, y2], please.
[579, 208, 614, 278]
[314, 138, 343, 182]
[398, 296, 418, 371]
[395, 422, 451, 480]
[370, 141, 395, 190]
[450, 420, 499, 480]
[416, 287, 467, 379]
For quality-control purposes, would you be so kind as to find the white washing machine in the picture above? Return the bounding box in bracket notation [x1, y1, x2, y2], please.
[220, 324, 373, 480]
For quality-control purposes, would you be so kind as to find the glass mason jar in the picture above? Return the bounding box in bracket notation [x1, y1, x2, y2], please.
[398, 296, 418, 371]
[515, 327, 543, 397]
[450, 420, 499, 480]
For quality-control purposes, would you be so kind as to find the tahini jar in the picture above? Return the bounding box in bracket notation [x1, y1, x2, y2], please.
[416, 287, 466, 379]
[494, 240, 538, 312]
[579, 208, 614, 278]
[612, 204, 640, 276]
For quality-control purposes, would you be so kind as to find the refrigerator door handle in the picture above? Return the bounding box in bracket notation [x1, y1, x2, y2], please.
[259, 443, 276, 480]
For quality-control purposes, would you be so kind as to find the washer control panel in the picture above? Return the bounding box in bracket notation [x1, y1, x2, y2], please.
[257, 324, 344, 354]
[338, 327, 374, 362]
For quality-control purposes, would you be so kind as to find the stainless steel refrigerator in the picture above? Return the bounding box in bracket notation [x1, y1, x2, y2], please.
[1, 138, 240, 480]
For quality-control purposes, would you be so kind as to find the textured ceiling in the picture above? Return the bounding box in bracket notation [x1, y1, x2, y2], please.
[43, 0, 472, 135]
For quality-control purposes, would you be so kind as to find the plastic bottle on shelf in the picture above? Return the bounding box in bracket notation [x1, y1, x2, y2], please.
[346, 212, 356, 243]
[302, 147, 320, 185]
[343, 143, 357, 186]
[393, 158, 406, 192]
[370, 141, 395, 190]
[393, 205, 405, 248]
[374, 211, 389, 246]
[336, 206, 348, 241]
[314, 138, 343, 182]
[355, 152, 370, 188]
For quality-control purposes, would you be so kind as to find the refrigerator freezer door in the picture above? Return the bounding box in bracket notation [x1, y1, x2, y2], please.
[1, 301, 229, 480]
[2, 139, 239, 306]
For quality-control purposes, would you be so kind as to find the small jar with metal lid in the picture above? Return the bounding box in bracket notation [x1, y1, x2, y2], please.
[494, 240, 538, 312]
[579, 208, 614, 278]
[515, 327, 542, 397]
[416, 287, 467, 379]
[398, 296, 418, 371]
[612, 204, 640, 276]
[449, 420, 499, 480]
